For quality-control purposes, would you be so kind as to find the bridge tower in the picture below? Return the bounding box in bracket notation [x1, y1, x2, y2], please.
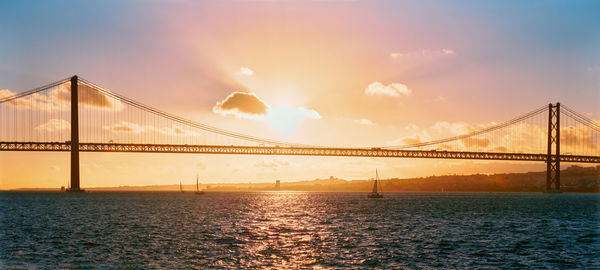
[66, 75, 84, 192]
[546, 103, 560, 193]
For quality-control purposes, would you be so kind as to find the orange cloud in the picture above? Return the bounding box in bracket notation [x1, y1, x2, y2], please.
[399, 135, 423, 145]
[213, 91, 321, 130]
[561, 125, 600, 154]
[461, 137, 491, 148]
[59, 83, 120, 109]
[34, 119, 70, 132]
[104, 121, 149, 134]
[196, 162, 206, 171]
[387, 121, 553, 153]
[103, 121, 200, 137]
[494, 146, 508, 152]
[213, 91, 269, 119]
[254, 158, 291, 170]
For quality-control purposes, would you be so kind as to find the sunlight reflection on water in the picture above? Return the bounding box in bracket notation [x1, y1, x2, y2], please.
[1, 192, 598, 268]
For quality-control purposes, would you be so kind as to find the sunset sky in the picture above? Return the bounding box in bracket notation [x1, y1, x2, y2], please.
[1, 0, 599, 189]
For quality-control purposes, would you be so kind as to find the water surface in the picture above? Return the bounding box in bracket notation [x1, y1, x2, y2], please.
[1, 192, 598, 268]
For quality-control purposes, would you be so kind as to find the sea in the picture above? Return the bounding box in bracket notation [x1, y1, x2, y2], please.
[1, 192, 598, 269]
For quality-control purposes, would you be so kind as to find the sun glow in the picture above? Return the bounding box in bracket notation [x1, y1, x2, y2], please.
[266, 104, 320, 134]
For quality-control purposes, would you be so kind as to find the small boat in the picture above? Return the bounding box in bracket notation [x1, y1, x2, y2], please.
[368, 169, 383, 198]
[195, 175, 204, 195]
[180, 181, 184, 193]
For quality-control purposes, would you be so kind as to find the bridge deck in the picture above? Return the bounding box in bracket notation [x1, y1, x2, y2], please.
[1, 142, 599, 163]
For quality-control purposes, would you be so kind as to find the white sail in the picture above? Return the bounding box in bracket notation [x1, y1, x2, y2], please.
[372, 179, 378, 193]
[368, 169, 383, 198]
[372, 169, 379, 193]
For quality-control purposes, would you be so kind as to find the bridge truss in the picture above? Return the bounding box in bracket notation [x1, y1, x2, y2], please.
[1, 142, 599, 164]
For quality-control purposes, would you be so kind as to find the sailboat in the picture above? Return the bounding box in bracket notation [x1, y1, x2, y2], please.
[195, 175, 205, 195]
[180, 181, 184, 193]
[368, 169, 383, 198]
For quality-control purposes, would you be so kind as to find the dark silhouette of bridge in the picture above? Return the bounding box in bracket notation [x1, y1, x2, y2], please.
[1, 76, 599, 192]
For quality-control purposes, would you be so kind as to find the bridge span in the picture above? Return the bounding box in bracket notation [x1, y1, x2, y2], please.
[1, 76, 599, 192]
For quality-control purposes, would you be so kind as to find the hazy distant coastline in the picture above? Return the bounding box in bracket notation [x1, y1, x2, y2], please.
[8, 165, 599, 193]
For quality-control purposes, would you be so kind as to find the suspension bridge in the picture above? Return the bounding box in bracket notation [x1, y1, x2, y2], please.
[1, 76, 599, 192]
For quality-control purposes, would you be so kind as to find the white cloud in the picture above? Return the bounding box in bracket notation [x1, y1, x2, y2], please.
[403, 123, 421, 133]
[1, 82, 121, 111]
[442, 49, 455, 55]
[237, 67, 254, 76]
[0, 89, 14, 99]
[390, 48, 456, 59]
[364, 82, 412, 97]
[354, 118, 374, 125]
[390, 53, 405, 59]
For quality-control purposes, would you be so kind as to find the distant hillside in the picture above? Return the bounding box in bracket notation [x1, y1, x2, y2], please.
[11, 165, 599, 193]
[180, 165, 596, 193]
[376, 165, 599, 193]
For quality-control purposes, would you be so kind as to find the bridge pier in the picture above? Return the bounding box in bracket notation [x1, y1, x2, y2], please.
[545, 103, 561, 193]
[66, 75, 84, 192]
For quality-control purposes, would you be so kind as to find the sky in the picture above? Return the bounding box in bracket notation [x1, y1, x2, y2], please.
[1, 0, 599, 189]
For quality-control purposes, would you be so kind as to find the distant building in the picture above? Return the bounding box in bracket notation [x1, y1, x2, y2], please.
[275, 180, 281, 190]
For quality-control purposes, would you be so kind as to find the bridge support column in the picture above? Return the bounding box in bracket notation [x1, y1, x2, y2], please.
[67, 75, 84, 192]
[545, 103, 561, 193]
